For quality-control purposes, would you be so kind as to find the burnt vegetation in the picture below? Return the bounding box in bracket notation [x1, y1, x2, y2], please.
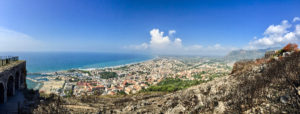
[227, 43, 300, 113]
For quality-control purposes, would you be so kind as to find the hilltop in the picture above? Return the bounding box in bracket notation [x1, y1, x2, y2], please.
[26, 44, 300, 113]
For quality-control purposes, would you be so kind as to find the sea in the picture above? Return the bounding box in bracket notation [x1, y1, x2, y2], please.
[0, 52, 153, 89]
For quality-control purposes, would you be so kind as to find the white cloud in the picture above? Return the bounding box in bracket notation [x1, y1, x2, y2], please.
[264, 20, 291, 36]
[126, 28, 234, 55]
[189, 45, 203, 49]
[249, 19, 300, 49]
[124, 43, 148, 50]
[149, 29, 183, 49]
[169, 30, 176, 36]
[213, 44, 221, 49]
[183, 44, 236, 55]
[174, 38, 182, 47]
[0, 27, 43, 51]
[293, 17, 300, 22]
[296, 24, 300, 35]
[149, 29, 171, 49]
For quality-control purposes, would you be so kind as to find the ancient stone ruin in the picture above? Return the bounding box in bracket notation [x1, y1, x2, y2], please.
[0, 56, 26, 103]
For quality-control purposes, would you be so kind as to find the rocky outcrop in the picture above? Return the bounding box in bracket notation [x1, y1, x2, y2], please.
[231, 60, 256, 75]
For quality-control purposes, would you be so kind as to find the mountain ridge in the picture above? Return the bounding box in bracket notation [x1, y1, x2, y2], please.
[224, 47, 280, 61]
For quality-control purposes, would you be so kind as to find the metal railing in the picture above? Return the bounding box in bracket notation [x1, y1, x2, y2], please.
[0, 56, 19, 67]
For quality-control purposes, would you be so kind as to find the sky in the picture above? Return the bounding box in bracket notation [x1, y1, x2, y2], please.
[0, 0, 300, 55]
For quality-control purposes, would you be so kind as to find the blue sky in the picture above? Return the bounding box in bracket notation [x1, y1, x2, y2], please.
[0, 0, 300, 55]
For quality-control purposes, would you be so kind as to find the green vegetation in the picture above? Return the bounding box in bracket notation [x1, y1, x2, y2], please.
[209, 74, 221, 80]
[142, 71, 225, 92]
[100, 71, 118, 79]
[55, 77, 62, 81]
[192, 73, 202, 79]
[93, 89, 104, 95]
[67, 69, 92, 76]
[225, 65, 232, 70]
[274, 49, 284, 57]
[91, 83, 97, 86]
[145, 82, 150, 86]
[142, 78, 204, 92]
[67, 69, 76, 72]
[125, 83, 133, 86]
[192, 71, 206, 79]
[64, 89, 73, 97]
[131, 72, 136, 75]
[137, 71, 146, 74]
[115, 66, 129, 70]
[117, 90, 127, 95]
[79, 70, 92, 76]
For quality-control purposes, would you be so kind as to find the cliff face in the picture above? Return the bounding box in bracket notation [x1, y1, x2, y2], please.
[32, 51, 300, 114]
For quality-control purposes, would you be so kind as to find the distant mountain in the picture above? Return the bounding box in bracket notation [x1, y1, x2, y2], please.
[224, 47, 280, 61]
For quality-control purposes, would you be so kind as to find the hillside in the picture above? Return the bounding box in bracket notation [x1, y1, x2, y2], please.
[28, 47, 300, 113]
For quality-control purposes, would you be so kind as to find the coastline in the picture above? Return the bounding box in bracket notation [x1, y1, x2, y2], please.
[27, 56, 156, 90]
[35, 56, 232, 96]
[78, 57, 156, 71]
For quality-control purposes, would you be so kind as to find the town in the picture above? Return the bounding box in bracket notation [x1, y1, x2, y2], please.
[32, 57, 232, 97]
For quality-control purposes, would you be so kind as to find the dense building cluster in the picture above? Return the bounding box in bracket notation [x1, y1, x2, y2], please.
[35, 57, 232, 96]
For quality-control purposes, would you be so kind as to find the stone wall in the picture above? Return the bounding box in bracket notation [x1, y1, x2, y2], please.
[0, 61, 26, 103]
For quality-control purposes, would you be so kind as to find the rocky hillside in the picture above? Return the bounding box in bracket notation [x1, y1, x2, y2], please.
[31, 47, 300, 114]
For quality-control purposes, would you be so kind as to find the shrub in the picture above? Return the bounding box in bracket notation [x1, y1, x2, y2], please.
[283, 43, 298, 52]
[117, 90, 127, 95]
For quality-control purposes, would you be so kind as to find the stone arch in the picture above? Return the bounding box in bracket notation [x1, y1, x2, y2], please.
[7, 76, 14, 97]
[15, 71, 20, 89]
[0, 83, 4, 103]
[21, 68, 26, 86]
